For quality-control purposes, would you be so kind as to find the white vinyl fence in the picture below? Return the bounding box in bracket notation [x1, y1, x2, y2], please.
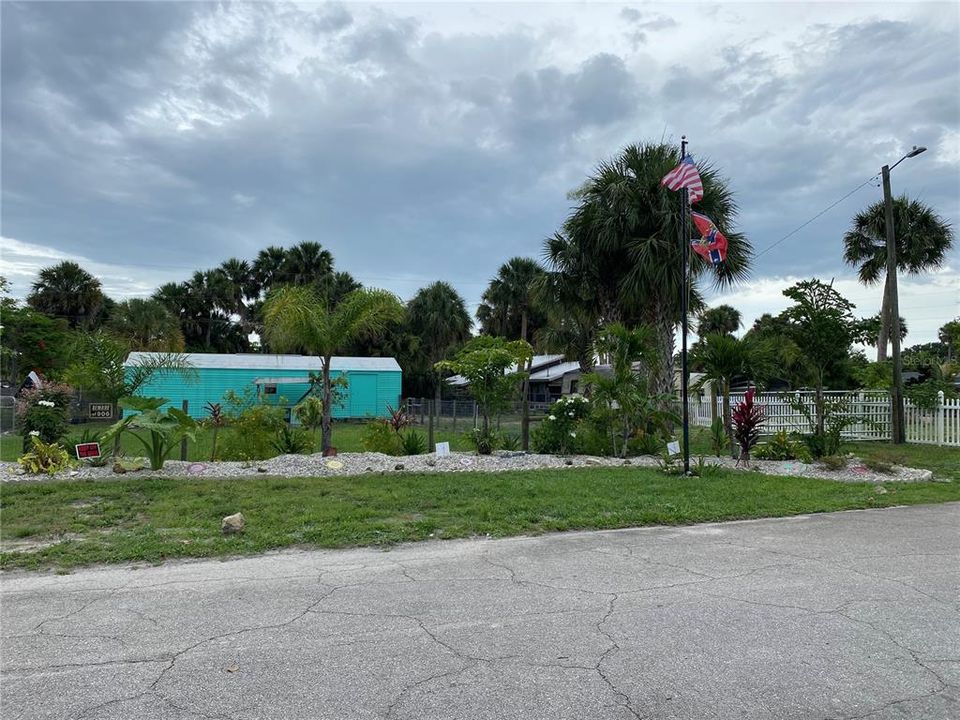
[686, 390, 960, 447]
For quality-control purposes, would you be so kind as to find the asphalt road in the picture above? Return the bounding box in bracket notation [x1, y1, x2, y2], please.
[3, 503, 958, 720]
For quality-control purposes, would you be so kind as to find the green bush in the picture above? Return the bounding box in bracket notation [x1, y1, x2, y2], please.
[219, 391, 287, 461]
[361, 419, 402, 455]
[498, 432, 521, 452]
[628, 431, 664, 457]
[754, 431, 809, 461]
[531, 395, 590, 455]
[16, 383, 73, 451]
[271, 425, 313, 455]
[467, 427, 498, 455]
[18, 437, 73, 475]
[400, 430, 427, 456]
[709, 417, 727, 458]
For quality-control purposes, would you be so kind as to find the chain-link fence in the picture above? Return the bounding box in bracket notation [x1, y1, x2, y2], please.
[401, 398, 553, 435]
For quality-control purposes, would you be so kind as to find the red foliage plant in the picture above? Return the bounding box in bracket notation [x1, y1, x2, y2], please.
[731, 387, 765, 467]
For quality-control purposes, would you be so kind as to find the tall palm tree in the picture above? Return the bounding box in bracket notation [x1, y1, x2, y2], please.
[217, 258, 256, 322]
[281, 241, 334, 286]
[108, 298, 184, 351]
[480, 258, 545, 448]
[843, 196, 954, 361]
[543, 143, 752, 399]
[263, 285, 404, 453]
[27, 261, 105, 328]
[252, 245, 288, 295]
[186, 270, 230, 349]
[407, 281, 472, 415]
[697, 305, 742, 337]
[693, 334, 775, 455]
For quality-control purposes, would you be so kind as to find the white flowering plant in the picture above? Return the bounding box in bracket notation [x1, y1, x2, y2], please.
[531, 394, 590, 455]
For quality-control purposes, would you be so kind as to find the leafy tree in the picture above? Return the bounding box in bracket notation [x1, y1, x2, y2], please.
[108, 299, 184, 351]
[843, 196, 954, 361]
[780, 279, 858, 434]
[478, 258, 545, 449]
[853, 313, 907, 350]
[542, 142, 752, 401]
[27, 261, 105, 328]
[697, 305, 741, 337]
[940, 318, 960, 363]
[406, 281, 472, 404]
[693, 334, 775, 455]
[434, 336, 533, 442]
[263, 285, 404, 453]
[0, 278, 71, 381]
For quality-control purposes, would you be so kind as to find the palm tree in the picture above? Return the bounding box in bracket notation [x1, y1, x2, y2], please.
[543, 143, 752, 400]
[480, 258, 545, 449]
[186, 270, 229, 349]
[263, 285, 404, 453]
[697, 305, 741, 337]
[693, 334, 775, 456]
[407, 281, 472, 419]
[27, 261, 105, 328]
[281, 242, 334, 286]
[108, 298, 184, 351]
[843, 196, 954, 361]
[218, 258, 256, 321]
[252, 245, 288, 295]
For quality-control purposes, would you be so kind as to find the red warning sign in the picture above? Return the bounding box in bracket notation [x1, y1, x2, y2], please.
[75, 442, 102, 460]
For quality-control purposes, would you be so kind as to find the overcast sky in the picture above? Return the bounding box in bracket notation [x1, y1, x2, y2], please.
[2, 1, 958, 343]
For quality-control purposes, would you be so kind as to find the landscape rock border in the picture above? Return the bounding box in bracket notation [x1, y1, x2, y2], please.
[0, 450, 937, 484]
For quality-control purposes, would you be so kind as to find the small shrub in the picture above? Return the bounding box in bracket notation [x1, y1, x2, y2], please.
[18, 437, 73, 475]
[754, 431, 803, 461]
[531, 395, 590, 454]
[203, 401, 229, 461]
[498, 432, 521, 452]
[628, 431, 664, 457]
[361, 419, 401, 455]
[64, 428, 108, 467]
[400, 430, 427, 456]
[693, 456, 723, 478]
[385, 403, 414, 433]
[467, 427, 498, 455]
[16, 383, 73, 450]
[732, 388, 765, 467]
[293, 396, 323, 452]
[818, 454, 848, 471]
[656, 449, 683, 475]
[219, 391, 287, 461]
[271, 425, 313, 455]
[863, 457, 894, 474]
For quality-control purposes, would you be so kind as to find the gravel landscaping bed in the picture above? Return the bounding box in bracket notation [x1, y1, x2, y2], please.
[0, 451, 936, 484]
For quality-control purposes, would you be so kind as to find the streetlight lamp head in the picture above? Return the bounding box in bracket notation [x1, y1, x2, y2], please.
[906, 146, 927, 158]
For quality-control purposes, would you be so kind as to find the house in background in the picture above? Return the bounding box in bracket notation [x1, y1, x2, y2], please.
[125, 353, 401, 419]
[445, 355, 569, 403]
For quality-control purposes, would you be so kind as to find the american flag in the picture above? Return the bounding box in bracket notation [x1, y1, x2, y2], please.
[661, 155, 703, 203]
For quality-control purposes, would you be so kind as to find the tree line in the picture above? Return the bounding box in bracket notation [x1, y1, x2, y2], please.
[3, 141, 956, 414]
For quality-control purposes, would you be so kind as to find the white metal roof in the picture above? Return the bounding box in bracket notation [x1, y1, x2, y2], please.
[529, 361, 582, 382]
[124, 352, 401, 372]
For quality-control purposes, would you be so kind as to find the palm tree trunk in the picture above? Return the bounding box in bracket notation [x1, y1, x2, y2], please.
[650, 302, 676, 404]
[877, 274, 890, 363]
[520, 310, 531, 451]
[205, 315, 213, 349]
[321, 358, 333, 454]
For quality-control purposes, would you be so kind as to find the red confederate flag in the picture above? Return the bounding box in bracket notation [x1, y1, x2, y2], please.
[690, 211, 728, 265]
[660, 155, 704, 203]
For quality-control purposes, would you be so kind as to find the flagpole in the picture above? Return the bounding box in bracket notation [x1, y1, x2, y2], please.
[679, 136, 691, 475]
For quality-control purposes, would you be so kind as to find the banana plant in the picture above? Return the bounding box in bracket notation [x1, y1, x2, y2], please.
[101, 396, 198, 470]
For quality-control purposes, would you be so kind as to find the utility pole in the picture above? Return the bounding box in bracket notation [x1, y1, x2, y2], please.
[880, 145, 926, 445]
[881, 164, 905, 444]
[680, 136, 691, 474]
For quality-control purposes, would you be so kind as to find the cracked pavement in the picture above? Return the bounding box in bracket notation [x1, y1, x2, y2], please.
[2, 503, 958, 719]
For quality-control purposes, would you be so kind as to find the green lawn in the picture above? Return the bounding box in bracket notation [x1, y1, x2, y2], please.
[2, 466, 957, 571]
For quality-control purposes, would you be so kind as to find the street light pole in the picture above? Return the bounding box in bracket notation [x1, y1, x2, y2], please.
[881, 145, 926, 445]
[881, 164, 905, 444]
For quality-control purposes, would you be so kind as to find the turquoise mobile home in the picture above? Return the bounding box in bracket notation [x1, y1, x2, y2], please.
[125, 353, 402, 419]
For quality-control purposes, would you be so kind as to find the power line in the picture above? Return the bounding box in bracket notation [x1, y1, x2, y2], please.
[753, 173, 881, 260]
